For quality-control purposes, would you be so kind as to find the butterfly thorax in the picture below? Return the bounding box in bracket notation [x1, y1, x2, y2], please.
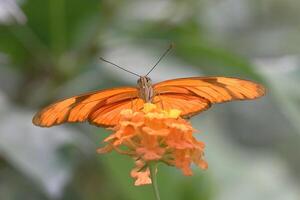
[137, 76, 154, 102]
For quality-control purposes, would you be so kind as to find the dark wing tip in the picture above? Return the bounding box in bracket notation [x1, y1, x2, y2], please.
[32, 112, 42, 126]
[255, 82, 267, 98]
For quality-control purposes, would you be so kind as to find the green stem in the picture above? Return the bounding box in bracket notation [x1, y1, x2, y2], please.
[149, 162, 161, 200]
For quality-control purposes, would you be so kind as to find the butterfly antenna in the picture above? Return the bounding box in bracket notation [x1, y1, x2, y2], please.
[146, 43, 174, 76]
[99, 57, 141, 77]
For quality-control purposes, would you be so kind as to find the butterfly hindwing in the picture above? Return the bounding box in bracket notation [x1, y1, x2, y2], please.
[89, 98, 144, 127]
[153, 93, 211, 118]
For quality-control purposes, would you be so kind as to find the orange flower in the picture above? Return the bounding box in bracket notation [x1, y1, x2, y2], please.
[97, 103, 208, 186]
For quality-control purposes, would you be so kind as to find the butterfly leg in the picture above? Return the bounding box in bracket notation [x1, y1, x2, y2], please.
[157, 92, 165, 110]
[130, 97, 134, 110]
[130, 97, 140, 111]
[134, 98, 142, 111]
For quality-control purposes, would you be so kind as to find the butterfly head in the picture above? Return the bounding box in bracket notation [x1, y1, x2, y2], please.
[137, 76, 152, 88]
[137, 76, 154, 102]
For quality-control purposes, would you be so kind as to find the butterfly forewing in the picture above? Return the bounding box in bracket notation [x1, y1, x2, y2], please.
[33, 87, 138, 127]
[153, 76, 265, 116]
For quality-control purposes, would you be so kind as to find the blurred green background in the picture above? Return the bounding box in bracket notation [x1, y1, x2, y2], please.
[0, 0, 300, 200]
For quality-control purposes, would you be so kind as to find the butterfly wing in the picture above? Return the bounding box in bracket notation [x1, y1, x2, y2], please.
[88, 98, 144, 127]
[152, 93, 211, 117]
[33, 87, 141, 127]
[34, 77, 265, 127]
[154, 76, 265, 117]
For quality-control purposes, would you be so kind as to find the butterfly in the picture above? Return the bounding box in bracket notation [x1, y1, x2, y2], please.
[33, 45, 265, 128]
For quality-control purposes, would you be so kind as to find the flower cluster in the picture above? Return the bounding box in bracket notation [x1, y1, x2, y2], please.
[97, 103, 207, 186]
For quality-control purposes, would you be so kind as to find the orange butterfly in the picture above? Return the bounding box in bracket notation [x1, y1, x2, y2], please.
[33, 46, 265, 128]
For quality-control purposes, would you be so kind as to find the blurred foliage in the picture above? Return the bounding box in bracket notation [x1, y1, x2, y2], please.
[0, 0, 300, 200]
